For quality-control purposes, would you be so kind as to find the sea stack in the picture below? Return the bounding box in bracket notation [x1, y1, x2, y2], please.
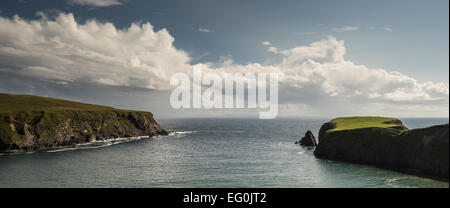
[314, 116, 449, 181]
[296, 130, 317, 147]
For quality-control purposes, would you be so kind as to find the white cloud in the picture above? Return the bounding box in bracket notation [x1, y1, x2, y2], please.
[261, 41, 271, 46]
[383, 27, 393, 32]
[332, 26, 359, 32]
[0, 13, 447, 116]
[242, 36, 448, 105]
[199, 28, 214, 33]
[267, 46, 280, 54]
[0, 13, 190, 89]
[261, 41, 281, 53]
[68, 0, 123, 7]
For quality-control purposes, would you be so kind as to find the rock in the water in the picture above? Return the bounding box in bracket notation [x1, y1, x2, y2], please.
[297, 130, 317, 147]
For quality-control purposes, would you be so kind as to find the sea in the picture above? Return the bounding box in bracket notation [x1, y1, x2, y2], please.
[0, 118, 448, 188]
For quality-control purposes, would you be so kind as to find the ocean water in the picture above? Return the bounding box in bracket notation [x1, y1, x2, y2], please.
[0, 118, 448, 188]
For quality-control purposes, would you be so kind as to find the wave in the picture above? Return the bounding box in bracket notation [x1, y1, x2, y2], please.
[166, 130, 197, 139]
[201, 130, 246, 133]
[384, 177, 414, 188]
[45, 131, 199, 152]
[2, 131, 198, 155]
[297, 151, 306, 156]
[46, 142, 115, 153]
[296, 148, 315, 157]
[46, 148, 78, 153]
[45, 136, 150, 153]
[172, 130, 197, 135]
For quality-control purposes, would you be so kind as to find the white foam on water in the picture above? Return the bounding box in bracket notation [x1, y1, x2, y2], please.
[78, 143, 113, 150]
[202, 130, 246, 133]
[166, 130, 197, 139]
[297, 151, 306, 156]
[47, 148, 77, 153]
[45, 135, 153, 153]
[384, 177, 413, 188]
[173, 131, 197, 135]
[4, 131, 196, 155]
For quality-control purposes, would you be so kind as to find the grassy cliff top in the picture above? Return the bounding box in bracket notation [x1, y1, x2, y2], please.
[0, 93, 117, 113]
[328, 116, 408, 132]
[0, 93, 165, 151]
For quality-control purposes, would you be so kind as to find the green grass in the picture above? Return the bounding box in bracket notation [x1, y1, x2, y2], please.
[0, 93, 116, 145]
[328, 116, 408, 133]
[0, 93, 115, 112]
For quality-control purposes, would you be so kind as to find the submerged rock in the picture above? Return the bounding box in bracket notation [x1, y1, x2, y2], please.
[314, 116, 449, 181]
[296, 130, 317, 147]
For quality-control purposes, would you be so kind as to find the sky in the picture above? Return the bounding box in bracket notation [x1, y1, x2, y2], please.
[0, 0, 448, 118]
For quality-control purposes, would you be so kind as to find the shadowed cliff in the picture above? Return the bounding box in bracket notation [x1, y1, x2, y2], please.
[314, 117, 449, 181]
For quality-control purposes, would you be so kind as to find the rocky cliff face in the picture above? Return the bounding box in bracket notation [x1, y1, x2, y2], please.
[0, 110, 167, 152]
[314, 118, 449, 181]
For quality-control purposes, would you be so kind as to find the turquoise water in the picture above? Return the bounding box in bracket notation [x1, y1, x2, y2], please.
[0, 118, 448, 188]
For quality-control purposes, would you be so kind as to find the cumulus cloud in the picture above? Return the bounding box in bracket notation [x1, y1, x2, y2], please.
[68, 0, 124, 7]
[0, 13, 190, 89]
[332, 26, 359, 32]
[0, 13, 447, 117]
[248, 36, 448, 104]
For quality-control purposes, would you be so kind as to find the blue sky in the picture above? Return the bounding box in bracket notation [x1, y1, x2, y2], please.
[0, 0, 448, 82]
[0, 0, 448, 118]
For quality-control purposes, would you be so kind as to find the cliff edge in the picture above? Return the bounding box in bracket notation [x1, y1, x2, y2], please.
[314, 117, 449, 181]
[0, 93, 167, 152]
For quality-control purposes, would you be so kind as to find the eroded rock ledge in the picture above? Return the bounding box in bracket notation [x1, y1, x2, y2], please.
[313, 117, 449, 181]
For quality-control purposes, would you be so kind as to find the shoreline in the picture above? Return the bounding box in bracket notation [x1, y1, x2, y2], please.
[0, 131, 187, 155]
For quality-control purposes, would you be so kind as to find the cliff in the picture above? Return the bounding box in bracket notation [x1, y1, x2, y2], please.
[0, 93, 167, 152]
[314, 117, 449, 181]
